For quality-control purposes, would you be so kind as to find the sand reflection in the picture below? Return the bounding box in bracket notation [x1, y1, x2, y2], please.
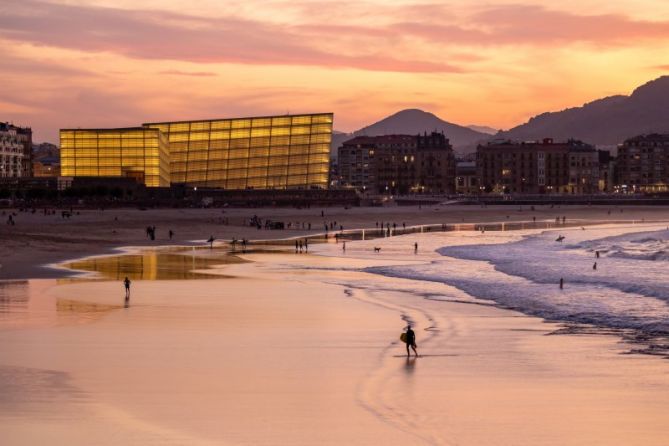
[0, 281, 29, 314]
[404, 357, 416, 376]
[63, 249, 245, 281]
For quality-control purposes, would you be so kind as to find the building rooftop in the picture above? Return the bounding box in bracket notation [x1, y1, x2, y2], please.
[479, 138, 596, 152]
[143, 112, 334, 126]
[60, 127, 160, 132]
[623, 133, 669, 143]
[0, 122, 31, 133]
[342, 134, 416, 146]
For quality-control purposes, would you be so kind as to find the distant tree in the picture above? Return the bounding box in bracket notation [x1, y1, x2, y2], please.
[26, 188, 46, 200]
[110, 187, 123, 199]
[94, 185, 109, 197]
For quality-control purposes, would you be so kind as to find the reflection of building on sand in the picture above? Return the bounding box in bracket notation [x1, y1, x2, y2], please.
[0, 280, 29, 309]
[56, 298, 121, 323]
[63, 250, 246, 281]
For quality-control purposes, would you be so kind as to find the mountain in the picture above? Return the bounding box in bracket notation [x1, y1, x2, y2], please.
[330, 131, 352, 159]
[354, 109, 489, 149]
[331, 109, 489, 157]
[467, 125, 498, 135]
[498, 76, 669, 145]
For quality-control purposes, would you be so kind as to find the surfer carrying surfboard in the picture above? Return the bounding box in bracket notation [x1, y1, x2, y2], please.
[403, 325, 418, 358]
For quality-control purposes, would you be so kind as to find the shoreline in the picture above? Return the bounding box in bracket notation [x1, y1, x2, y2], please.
[2, 204, 668, 281]
[23, 216, 658, 281]
[0, 210, 669, 281]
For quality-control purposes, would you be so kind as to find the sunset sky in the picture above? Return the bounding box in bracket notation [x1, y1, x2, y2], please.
[2, 0, 669, 142]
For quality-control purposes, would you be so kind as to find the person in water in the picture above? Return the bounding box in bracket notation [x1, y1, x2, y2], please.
[405, 325, 418, 357]
[124, 276, 131, 299]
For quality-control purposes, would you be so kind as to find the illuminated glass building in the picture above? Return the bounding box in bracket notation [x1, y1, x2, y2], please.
[142, 113, 333, 189]
[60, 128, 170, 187]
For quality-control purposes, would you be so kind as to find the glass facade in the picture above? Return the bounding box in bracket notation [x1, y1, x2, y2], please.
[143, 113, 332, 189]
[60, 128, 170, 187]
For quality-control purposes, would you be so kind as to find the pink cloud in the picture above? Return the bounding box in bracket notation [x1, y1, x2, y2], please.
[0, 0, 462, 73]
[473, 5, 669, 46]
[395, 5, 669, 47]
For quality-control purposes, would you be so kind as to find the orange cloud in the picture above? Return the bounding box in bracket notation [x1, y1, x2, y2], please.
[158, 70, 217, 77]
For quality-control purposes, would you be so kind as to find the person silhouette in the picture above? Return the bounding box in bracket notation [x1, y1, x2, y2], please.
[405, 325, 418, 357]
[124, 276, 131, 300]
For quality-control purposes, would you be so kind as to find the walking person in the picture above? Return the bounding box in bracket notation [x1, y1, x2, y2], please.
[405, 325, 418, 358]
[124, 276, 131, 300]
[414, 242, 418, 254]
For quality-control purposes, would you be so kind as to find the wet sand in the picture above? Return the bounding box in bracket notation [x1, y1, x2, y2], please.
[2, 227, 669, 444]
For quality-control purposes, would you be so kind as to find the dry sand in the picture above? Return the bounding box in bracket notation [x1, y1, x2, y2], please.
[2, 222, 669, 444]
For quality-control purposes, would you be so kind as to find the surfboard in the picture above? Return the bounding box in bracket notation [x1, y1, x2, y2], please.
[400, 333, 407, 344]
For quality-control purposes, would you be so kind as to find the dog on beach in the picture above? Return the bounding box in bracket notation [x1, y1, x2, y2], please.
[374, 247, 381, 253]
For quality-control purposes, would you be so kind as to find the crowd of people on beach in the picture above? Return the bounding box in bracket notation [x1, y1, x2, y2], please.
[295, 238, 309, 253]
[145, 225, 157, 240]
[248, 214, 316, 231]
[231, 238, 249, 252]
[2, 207, 80, 225]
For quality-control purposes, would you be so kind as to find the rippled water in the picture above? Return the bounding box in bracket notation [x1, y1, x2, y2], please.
[367, 225, 669, 336]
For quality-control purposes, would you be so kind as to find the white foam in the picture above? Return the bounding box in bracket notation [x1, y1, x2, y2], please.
[323, 223, 669, 335]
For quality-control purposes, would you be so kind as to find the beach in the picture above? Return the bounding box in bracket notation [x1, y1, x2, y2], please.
[2, 206, 669, 444]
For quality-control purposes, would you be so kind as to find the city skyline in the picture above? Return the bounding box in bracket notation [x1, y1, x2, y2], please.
[3, 0, 669, 142]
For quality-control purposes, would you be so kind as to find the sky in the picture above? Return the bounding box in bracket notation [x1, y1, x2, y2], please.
[3, 0, 669, 143]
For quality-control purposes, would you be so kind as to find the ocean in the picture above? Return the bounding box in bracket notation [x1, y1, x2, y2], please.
[365, 224, 669, 337]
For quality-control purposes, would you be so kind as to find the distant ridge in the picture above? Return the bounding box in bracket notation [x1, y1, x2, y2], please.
[467, 125, 498, 135]
[498, 76, 669, 146]
[330, 76, 669, 158]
